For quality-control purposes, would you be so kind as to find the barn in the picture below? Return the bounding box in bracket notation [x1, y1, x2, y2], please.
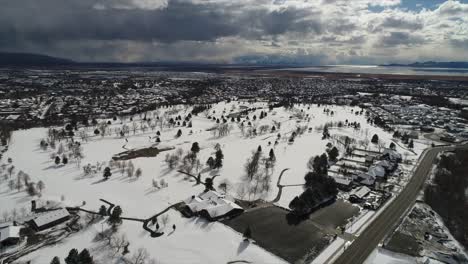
[30, 208, 70, 231]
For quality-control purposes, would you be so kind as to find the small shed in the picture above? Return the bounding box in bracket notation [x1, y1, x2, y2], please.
[0, 225, 21, 246]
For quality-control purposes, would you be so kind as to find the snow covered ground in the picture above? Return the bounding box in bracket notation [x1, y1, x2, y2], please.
[365, 247, 416, 264]
[0, 101, 430, 263]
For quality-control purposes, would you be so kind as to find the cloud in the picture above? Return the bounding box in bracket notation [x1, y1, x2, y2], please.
[0, 0, 467, 63]
[377, 31, 426, 47]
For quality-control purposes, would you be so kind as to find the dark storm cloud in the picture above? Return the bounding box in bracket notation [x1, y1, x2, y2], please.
[380, 17, 423, 31]
[369, 16, 423, 33]
[377, 31, 426, 47]
[0, 0, 323, 50]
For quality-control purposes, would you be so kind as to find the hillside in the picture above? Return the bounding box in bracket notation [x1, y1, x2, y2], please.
[382, 61, 468, 68]
[0, 52, 75, 66]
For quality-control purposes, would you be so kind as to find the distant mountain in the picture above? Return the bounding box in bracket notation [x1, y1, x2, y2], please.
[382, 61, 468, 68]
[0, 52, 75, 66]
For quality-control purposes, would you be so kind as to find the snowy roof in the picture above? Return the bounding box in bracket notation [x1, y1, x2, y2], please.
[368, 165, 386, 178]
[0, 226, 21, 242]
[382, 148, 402, 161]
[32, 208, 70, 228]
[350, 186, 371, 199]
[331, 176, 352, 185]
[185, 191, 242, 219]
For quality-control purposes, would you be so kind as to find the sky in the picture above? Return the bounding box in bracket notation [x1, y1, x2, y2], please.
[1, 0, 468, 64]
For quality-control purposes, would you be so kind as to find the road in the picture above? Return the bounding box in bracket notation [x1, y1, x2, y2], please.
[333, 145, 455, 264]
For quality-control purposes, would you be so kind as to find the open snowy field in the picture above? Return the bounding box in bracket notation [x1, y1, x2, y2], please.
[0, 101, 428, 263]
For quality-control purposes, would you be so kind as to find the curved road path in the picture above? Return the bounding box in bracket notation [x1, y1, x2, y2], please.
[333, 144, 459, 264]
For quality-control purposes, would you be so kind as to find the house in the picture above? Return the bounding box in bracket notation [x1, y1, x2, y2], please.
[182, 191, 244, 221]
[331, 175, 353, 191]
[349, 186, 371, 203]
[30, 208, 70, 231]
[364, 154, 377, 165]
[0, 225, 21, 247]
[440, 134, 456, 143]
[381, 148, 402, 163]
[353, 172, 375, 186]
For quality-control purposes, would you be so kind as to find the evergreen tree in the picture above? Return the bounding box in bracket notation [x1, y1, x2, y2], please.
[408, 139, 414, 149]
[257, 145, 262, 152]
[371, 134, 379, 144]
[98, 205, 107, 216]
[214, 149, 224, 169]
[65, 248, 79, 264]
[269, 149, 276, 162]
[62, 156, 68, 165]
[191, 142, 200, 154]
[206, 156, 215, 169]
[103, 167, 112, 180]
[135, 168, 142, 178]
[55, 156, 61, 165]
[243, 226, 252, 241]
[389, 142, 396, 150]
[50, 256, 61, 264]
[176, 129, 182, 138]
[108, 206, 123, 227]
[78, 249, 94, 264]
[328, 147, 339, 161]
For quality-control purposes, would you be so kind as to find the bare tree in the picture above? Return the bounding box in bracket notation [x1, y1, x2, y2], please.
[128, 248, 149, 264]
[132, 122, 139, 135]
[110, 234, 129, 256]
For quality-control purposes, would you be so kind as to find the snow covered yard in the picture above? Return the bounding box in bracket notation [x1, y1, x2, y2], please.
[0, 101, 429, 263]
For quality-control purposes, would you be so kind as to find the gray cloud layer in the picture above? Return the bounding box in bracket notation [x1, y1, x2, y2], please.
[1, 0, 467, 63]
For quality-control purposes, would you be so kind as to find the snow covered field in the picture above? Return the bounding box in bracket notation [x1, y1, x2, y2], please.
[0, 101, 428, 263]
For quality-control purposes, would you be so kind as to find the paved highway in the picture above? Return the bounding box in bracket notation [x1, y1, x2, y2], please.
[333, 145, 455, 264]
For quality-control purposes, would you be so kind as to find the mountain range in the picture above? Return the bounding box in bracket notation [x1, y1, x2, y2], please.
[381, 61, 468, 68]
[1, 52, 468, 69]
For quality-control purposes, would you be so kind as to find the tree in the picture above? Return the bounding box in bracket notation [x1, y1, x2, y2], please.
[135, 168, 142, 178]
[103, 167, 112, 180]
[269, 149, 276, 162]
[257, 145, 262, 152]
[371, 134, 379, 144]
[98, 205, 107, 216]
[37, 180, 45, 193]
[191, 142, 200, 154]
[65, 248, 79, 264]
[408, 139, 414, 149]
[206, 156, 215, 169]
[176, 129, 182, 138]
[328, 147, 339, 161]
[129, 248, 150, 264]
[218, 179, 231, 194]
[50, 256, 61, 264]
[62, 156, 68, 165]
[108, 206, 123, 228]
[78, 249, 94, 264]
[214, 149, 224, 169]
[27, 182, 37, 196]
[307, 154, 328, 175]
[389, 142, 396, 150]
[243, 226, 252, 241]
[55, 156, 61, 165]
